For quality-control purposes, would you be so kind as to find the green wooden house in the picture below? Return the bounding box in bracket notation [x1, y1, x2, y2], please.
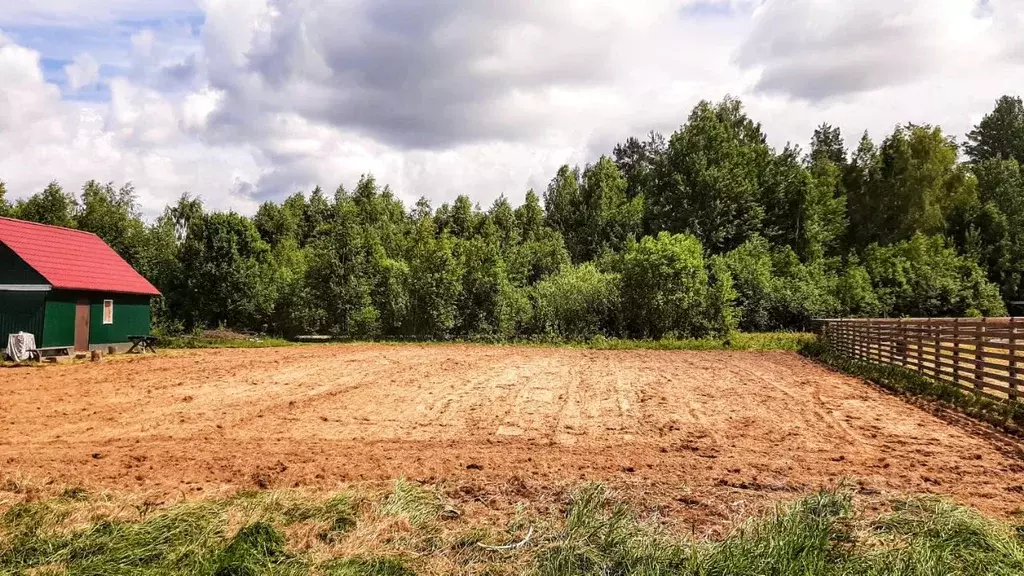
[0, 217, 160, 354]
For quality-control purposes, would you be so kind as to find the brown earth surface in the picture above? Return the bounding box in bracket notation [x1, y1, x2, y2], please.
[2, 344, 1023, 528]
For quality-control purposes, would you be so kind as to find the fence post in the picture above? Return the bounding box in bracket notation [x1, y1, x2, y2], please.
[875, 319, 882, 363]
[974, 317, 986, 391]
[868, 319, 875, 363]
[953, 318, 960, 386]
[1011, 317, 1019, 400]
[853, 321, 860, 360]
[921, 315, 929, 375]
[898, 318, 906, 366]
[851, 320, 858, 360]
[874, 318, 882, 363]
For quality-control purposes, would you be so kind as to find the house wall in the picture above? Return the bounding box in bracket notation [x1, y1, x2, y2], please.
[0, 291, 46, 346]
[89, 294, 151, 344]
[39, 291, 152, 348]
[0, 242, 49, 347]
[42, 294, 75, 348]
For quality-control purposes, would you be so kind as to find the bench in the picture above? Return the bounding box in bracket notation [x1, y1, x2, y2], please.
[23, 346, 72, 361]
[127, 335, 158, 354]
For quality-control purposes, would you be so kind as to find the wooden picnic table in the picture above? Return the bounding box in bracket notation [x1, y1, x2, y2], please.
[127, 335, 158, 354]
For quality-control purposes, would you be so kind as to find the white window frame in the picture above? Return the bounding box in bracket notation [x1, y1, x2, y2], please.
[103, 299, 114, 325]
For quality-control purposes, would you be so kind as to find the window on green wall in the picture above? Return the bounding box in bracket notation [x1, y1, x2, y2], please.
[103, 299, 114, 324]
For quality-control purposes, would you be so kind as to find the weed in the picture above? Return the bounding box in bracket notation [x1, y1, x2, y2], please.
[214, 521, 292, 576]
[534, 484, 685, 576]
[851, 497, 1024, 575]
[379, 481, 440, 528]
[693, 489, 856, 575]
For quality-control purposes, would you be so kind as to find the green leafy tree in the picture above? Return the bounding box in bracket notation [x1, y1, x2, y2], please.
[844, 132, 880, 249]
[543, 165, 585, 259]
[834, 261, 881, 317]
[506, 227, 570, 287]
[954, 158, 1024, 303]
[545, 158, 643, 263]
[174, 211, 277, 330]
[620, 232, 730, 339]
[305, 195, 375, 337]
[437, 195, 479, 240]
[134, 213, 182, 334]
[167, 193, 203, 242]
[14, 181, 78, 228]
[301, 186, 332, 245]
[580, 157, 643, 257]
[847, 125, 976, 248]
[863, 234, 1006, 318]
[406, 221, 462, 338]
[515, 189, 545, 242]
[966, 95, 1024, 164]
[453, 230, 515, 337]
[0, 182, 11, 217]
[266, 237, 320, 338]
[533, 263, 620, 339]
[76, 181, 146, 266]
[808, 123, 847, 167]
[612, 131, 666, 200]
[718, 237, 777, 331]
[802, 158, 848, 260]
[719, 236, 840, 331]
[646, 97, 771, 252]
[254, 200, 301, 247]
[760, 146, 846, 261]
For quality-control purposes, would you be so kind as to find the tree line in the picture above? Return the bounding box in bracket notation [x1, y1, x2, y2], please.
[3, 95, 1024, 340]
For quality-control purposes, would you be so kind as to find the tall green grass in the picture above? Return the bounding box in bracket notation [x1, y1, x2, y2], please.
[160, 332, 813, 352]
[160, 335, 297, 349]
[2, 482, 1021, 575]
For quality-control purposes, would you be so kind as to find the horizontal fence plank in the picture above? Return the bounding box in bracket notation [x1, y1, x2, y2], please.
[818, 317, 1022, 402]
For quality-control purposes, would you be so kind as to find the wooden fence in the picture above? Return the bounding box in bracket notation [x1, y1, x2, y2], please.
[818, 317, 1022, 402]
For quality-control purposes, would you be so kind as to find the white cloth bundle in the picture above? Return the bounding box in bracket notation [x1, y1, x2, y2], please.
[5, 332, 37, 362]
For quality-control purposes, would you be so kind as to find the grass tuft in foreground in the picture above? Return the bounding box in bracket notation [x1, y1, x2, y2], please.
[2, 482, 1023, 575]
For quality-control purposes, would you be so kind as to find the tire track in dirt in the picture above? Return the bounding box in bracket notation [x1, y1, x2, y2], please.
[721, 354, 868, 449]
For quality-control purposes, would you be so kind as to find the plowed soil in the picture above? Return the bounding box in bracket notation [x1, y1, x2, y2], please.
[2, 344, 1023, 525]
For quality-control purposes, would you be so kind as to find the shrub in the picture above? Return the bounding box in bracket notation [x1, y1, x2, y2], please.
[863, 233, 1007, 317]
[620, 232, 731, 339]
[720, 237, 840, 331]
[533, 263, 621, 339]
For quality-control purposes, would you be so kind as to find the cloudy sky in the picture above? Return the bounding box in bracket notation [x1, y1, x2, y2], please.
[1, 0, 1022, 218]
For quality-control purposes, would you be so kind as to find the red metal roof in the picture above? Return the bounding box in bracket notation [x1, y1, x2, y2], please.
[0, 217, 161, 296]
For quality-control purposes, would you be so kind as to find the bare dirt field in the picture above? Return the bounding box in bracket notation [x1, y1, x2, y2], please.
[2, 344, 1023, 527]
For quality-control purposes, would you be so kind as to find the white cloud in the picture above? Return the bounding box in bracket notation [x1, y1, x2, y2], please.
[0, 33, 63, 131]
[64, 52, 100, 91]
[130, 29, 156, 58]
[0, 34, 258, 218]
[1, 0, 1023, 219]
[737, 0, 990, 100]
